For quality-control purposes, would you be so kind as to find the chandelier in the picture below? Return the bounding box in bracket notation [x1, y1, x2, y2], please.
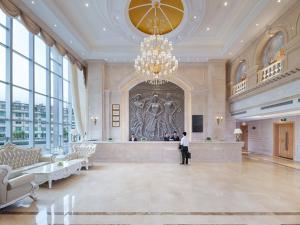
[134, 3, 179, 85]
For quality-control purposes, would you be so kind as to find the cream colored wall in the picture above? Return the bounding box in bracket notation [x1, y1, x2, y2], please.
[245, 116, 300, 162]
[227, 1, 300, 95]
[227, 1, 300, 161]
[86, 60, 228, 142]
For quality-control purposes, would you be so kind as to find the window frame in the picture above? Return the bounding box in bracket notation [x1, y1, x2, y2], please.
[0, 13, 73, 153]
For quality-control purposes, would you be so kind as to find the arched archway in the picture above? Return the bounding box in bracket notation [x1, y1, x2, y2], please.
[235, 61, 247, 84]
[119, 75, 192, 142]
[254, 28, 288, 70]
[129, 82, 184, 141]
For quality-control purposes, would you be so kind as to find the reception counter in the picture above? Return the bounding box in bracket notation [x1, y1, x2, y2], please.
[91, 141, 243, 163]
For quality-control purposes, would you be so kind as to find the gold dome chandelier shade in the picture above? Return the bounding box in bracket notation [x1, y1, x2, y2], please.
[128, 0, 184, 35]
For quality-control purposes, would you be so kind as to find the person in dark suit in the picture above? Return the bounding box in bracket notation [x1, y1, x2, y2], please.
[170, 131, 180, 141]
[130, 133, 137, 142]
[163, 132, 170, 141]
[180, 132, 189, 165]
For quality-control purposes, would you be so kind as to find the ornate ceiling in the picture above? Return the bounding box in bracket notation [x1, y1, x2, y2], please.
[128, 0, 184, 35]
[14, 0, 297, 62]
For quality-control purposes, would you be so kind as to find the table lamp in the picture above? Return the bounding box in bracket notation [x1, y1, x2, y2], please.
[234, 128, 243, 142]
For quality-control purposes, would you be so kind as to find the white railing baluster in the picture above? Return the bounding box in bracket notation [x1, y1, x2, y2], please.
[257, 59, 283, 83]
[232, 79, 247, 95]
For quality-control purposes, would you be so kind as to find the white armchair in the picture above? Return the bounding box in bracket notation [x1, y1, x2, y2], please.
[66, 143, 96, 170]
[0, 165, 38, 209]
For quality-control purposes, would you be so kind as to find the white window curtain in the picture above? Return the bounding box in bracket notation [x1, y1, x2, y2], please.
[70, 64, 87, 138]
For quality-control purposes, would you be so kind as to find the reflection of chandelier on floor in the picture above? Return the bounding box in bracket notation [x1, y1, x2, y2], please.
[134, 1, 178, 85]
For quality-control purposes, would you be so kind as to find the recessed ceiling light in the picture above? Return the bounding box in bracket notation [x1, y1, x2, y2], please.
[277, 0, 281, 3]
[53, 24, 57, 27]
[85, 2, 89, 7]
[31, 1, 35, 4]
[224, 1, 228, 6]
[256, 23, 259, 26]
[70, 40, 73, 44]
[102, 27, 106, 31]
[240, 40, 244, 43]
[193, 15, 197, 19]
[206, 27, 210, 31]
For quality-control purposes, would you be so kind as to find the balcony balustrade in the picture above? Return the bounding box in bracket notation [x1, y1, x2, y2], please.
[257, 59, 283, 83]
[232, 79, 247, 95]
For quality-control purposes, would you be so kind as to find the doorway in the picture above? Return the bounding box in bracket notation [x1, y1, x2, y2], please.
[273, 122, 294, 159]
[240, 124, 248, 152]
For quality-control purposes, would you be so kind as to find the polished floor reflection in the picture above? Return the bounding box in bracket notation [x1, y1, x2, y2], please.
[1, 157, 300, 225]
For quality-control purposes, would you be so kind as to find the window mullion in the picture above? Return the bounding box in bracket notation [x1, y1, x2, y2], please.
[46, 47, 51, 152]
[5, 16, 12, 143]
[29, 33, 34, 147]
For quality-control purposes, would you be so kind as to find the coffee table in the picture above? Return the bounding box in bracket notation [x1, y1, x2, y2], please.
[23, 159, 84, 189]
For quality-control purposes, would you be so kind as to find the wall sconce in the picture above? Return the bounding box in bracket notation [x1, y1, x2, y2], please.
[90, 116, 98, 125]
[216, 116, 223, 125]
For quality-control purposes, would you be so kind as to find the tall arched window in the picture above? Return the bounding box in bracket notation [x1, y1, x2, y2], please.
[236, 62, 247, 83]
[262, 31, 285, 68]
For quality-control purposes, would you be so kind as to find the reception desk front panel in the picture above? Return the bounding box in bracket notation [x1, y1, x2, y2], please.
[92, 141, 243, 163]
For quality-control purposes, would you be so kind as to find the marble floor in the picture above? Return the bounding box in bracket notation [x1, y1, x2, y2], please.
[1, 157, 300, 225]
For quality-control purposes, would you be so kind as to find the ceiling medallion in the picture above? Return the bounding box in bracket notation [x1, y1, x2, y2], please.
[128, 0, 184, 35]
[134, 0, 179, 85]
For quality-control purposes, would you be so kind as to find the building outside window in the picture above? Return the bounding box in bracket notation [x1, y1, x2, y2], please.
[0, 10, 74, 153]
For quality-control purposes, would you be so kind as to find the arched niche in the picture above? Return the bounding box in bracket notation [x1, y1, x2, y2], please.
[254, 27, 288, 70]
[129, 82, 184, 141]
[119, 75, 192, 142]
[229, 57, 249, 85]
[235, 61, 247, 83]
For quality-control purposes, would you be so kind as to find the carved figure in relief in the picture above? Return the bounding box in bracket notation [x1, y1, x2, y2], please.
[163, 93, 180, 134]
[144, 94, 164, 139]
[131, 94, 145, 136]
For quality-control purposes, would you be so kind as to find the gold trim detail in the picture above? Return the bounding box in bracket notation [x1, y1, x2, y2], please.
[128, 0, 184, 35]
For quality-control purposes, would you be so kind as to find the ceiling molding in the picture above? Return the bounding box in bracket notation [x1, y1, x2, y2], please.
[15, 0, 297, 62]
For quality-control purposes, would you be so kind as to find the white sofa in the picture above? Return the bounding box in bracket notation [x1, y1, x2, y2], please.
[0, 143, 54, 179]
[0, 165, 38, 209]
[66, 143, 96, 169]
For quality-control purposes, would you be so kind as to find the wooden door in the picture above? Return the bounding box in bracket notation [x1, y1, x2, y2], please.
[240, 124, 248, 152]
[276, 123, 294, 159]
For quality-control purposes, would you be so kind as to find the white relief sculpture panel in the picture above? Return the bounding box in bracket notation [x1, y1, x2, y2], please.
[129, 82, 184, 141]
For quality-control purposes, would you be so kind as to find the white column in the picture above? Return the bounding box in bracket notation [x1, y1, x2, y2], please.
[86, 60, 106, 141]
[104, 90, 111, 141]
[207, 60, 226, 140]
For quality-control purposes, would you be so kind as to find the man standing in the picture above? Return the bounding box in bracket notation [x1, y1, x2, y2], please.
[170, 131, 180, 141]
[180, 132, 189, 165]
